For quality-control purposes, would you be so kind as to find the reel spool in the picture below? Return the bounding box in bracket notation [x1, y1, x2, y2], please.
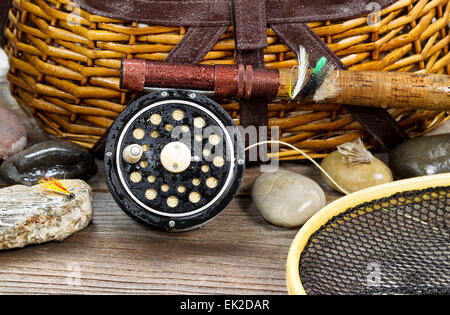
[105, 89, 245, 231]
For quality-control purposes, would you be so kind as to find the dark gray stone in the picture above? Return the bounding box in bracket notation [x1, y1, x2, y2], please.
[389, 134, 450, 179]
[0, 140, 97, 185]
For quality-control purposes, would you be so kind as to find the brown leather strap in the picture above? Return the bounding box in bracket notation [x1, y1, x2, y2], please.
[271, 23, 344, 68]
[4, 0, 398, 51]
[166, 26, 228, 63]
[271, 22, 409, 150]
[236, 49, 268, 134]
[90, 26, 227, 157]
[71, 0, 399, 27]
[238, 67, 268, 130]
[233, 0, 267, 51]
[0, 0, 12, 46]
[232, 0, 269, 161]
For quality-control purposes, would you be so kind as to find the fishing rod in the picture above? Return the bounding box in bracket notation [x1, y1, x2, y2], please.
[120, 55, 450, 111]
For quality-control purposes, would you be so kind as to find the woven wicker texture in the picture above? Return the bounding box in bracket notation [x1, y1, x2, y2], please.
[299, 186, 450, 295]
[4, 0, 450, 158]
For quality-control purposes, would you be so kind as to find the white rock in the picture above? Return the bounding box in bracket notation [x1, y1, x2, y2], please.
[0, 179, 93, 250]
[252, 169, 326, 228]
[0, 49, 9, 83]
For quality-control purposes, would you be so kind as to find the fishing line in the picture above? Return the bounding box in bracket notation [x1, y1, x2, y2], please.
[245, 140, 350, 195]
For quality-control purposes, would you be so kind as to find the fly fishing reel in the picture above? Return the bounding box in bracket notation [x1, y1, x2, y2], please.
[104, 89, 245, 231]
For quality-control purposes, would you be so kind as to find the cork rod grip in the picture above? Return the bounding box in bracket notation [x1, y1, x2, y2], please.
[278, 68, 449, 110]
[333, 71, 450, 110]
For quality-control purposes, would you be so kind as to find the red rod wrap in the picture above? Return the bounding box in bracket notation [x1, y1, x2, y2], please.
[120, 59, 279, 99]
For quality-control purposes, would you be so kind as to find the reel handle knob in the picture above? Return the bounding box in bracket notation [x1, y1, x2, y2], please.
[122, 144, 143, 164]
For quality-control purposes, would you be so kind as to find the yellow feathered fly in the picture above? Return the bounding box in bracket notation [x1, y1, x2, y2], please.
[39, 177, 75, 199]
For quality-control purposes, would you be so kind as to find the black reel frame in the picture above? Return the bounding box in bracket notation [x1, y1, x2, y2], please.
[104, 89, 245, 231]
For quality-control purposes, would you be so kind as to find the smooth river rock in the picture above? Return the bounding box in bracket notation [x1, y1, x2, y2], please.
[0, 179, 93, 250]
[0, 106, 27, 160]
[321, 151, 393, 194]
[252, 169, 326, 228]
[0, 140, 97, 185]
[389, 134, 450, 179]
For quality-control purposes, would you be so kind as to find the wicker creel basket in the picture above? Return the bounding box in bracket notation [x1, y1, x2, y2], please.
[3, 0, 450, 159]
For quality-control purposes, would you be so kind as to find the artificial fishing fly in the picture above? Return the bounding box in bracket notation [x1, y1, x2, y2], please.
[39, 177, 75, 199]
[289, 45, 309, 101]
[299, 57, 333, 102]
[313, 65, 340, 102]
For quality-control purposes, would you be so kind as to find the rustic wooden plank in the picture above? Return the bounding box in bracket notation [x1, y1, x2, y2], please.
[0, 159, 344, 295]
[0, 193, 296, 294]
[0, 81, 343, 294]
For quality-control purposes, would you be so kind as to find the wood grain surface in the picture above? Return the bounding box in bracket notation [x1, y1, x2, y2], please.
[0, 81, 447, 294]
[0, 159, 340, 295]
[0, 82, 343, 294]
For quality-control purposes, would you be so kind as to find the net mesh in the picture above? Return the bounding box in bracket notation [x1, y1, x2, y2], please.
[299, 186, 450, 295]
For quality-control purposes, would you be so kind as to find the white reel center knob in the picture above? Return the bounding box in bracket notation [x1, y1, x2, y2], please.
[160, 141, 191, 173]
